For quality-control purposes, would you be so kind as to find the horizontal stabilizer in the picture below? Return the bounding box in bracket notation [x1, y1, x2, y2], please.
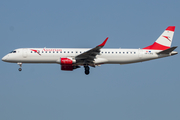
[157, 46, 178, 54]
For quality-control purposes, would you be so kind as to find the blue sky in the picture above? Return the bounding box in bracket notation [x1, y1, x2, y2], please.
[0, 0, 180, 120]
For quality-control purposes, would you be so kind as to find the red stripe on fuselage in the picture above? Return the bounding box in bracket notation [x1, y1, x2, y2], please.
[143, 42, 170, 50]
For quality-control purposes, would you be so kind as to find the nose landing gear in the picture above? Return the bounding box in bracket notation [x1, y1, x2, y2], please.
[17, 62, 22, 71]
[84, 65, 90, 75]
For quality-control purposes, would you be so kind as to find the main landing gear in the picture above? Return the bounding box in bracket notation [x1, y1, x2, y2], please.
[17, 62, 22, 71]
[84, 65, 90, 75]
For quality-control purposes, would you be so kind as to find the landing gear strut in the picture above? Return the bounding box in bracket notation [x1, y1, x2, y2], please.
[17, 62, 22, 71]
[84, 65, 90, 75]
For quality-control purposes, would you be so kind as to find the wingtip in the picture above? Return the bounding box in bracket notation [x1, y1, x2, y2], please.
[98, 37, 109, 46]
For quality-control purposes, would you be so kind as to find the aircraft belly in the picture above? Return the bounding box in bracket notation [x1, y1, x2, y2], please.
[101, 54, 160, 64]
[99, 55, 140, 64]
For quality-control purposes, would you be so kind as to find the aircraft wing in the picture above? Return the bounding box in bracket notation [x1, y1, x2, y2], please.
[75, 37, 108, 66]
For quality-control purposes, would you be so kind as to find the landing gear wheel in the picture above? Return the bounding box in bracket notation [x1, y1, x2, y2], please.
[18, 68, 22, 71]
[84, 65, 90, 75]
[85, 70, 90, 75]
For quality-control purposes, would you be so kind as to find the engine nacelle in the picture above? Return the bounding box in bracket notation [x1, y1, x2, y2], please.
[60, 58, 79, 71]
[60, 58, 76, 65]
[61, 65, 80, 71]
[61, 65, 74, 71]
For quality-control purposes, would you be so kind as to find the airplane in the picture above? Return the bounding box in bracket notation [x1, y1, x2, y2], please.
[2, 26, 178, 75]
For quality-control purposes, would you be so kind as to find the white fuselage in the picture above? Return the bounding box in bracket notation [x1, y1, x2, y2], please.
[2, 48, 169, 65]
[2, 26, 177, 74]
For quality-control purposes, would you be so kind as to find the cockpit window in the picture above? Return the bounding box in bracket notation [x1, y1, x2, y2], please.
[10, 51, 16, 53]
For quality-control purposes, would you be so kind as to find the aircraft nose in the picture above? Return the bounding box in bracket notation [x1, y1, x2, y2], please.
[2, 55, 8, 61]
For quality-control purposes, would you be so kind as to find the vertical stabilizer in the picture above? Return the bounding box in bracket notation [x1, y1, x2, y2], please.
[143, 26, 175, 50]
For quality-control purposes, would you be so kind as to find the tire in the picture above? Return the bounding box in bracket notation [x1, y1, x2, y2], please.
[18, 68, 22, 71]
[85, 70, 89, 75]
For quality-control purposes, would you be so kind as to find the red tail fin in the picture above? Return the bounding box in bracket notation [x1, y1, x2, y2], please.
[143, 26, 175, 50]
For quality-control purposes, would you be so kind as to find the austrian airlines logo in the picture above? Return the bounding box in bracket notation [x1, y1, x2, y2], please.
[163, 36, 171, 42]
[31, 49, 41, 55]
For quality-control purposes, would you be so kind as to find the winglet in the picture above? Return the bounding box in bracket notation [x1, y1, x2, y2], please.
[98, 37, 108, 46]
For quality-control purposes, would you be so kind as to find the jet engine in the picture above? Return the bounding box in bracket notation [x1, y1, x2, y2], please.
[60, 58, 79, 71]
